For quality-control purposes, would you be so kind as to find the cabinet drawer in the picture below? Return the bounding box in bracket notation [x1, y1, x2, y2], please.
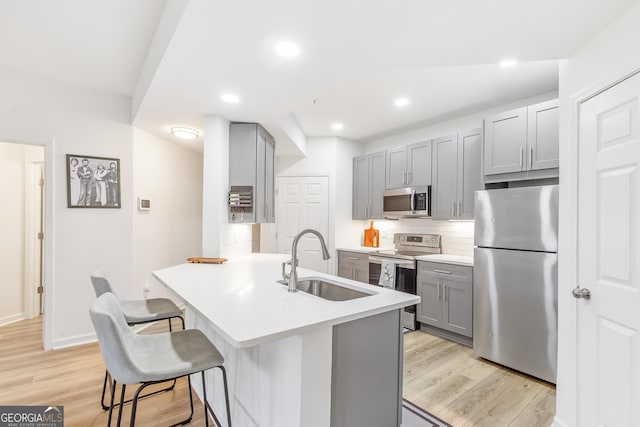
[338, 251, 369, 268]
[418, 261, 472, 282]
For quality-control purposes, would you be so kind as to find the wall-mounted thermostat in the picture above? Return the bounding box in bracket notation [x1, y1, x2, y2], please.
[138, 198, 151, 211]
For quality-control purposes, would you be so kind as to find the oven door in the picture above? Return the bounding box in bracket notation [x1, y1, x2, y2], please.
[368, 256, 417, 330]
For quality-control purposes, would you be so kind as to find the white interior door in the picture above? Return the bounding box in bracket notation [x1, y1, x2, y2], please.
[276, 176, 330, 273]
[577, 71, 640, 426]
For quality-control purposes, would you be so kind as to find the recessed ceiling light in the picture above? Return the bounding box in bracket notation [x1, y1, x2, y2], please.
[331, 122, 344, 130]
[274, 41, 301, 58]
[500, 59, 518, 67]
[170, 127, 199, 140]
[394, 97, 410, 108]
[221, 93, 240, 103]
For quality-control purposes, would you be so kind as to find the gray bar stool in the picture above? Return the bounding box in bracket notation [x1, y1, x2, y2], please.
[90, 292, 232, 427]
[90, 270, 185, 410]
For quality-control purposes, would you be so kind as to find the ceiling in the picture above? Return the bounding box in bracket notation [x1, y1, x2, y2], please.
[1, 0, 638, 154]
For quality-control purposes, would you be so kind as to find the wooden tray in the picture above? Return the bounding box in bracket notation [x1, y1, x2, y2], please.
[186, 257, 228, 264]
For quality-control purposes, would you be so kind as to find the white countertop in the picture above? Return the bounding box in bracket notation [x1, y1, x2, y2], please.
[415, 254, 474, 267]
[153, 253, 419, 348]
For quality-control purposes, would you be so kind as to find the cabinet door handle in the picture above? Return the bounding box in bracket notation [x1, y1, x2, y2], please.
[348, 256, 359, 261]
[530, 146, 534, 168]
[407, 171, 412, 184]
[443, 285, 447, 302]
[437, 283, 440, 301]
[403, 171, 407, 184]
[433, 269, 451, 274]
[457, 201, 461, 217]
[519, 147, 524, 169]
[451, 202, 455, 217]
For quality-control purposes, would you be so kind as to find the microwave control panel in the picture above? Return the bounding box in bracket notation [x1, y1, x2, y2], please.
[414, 193, 427, 211]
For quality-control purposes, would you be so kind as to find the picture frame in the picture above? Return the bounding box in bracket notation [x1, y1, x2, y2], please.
[66, 154, 121, 208]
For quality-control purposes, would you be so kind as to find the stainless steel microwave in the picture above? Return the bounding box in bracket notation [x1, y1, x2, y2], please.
[382, 185, 431, 218]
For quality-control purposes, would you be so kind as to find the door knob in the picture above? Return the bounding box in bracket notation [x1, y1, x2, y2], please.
[572, 286, 591, 300]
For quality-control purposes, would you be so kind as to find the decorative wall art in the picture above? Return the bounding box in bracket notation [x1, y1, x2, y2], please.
[66, 154, 120, 208]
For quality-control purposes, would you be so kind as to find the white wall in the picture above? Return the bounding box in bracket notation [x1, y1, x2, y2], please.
[0, 143, 26, 324]
[555, 3, 640, 427]
[0, 68, 134, 348]
[132, 128, 203, 301]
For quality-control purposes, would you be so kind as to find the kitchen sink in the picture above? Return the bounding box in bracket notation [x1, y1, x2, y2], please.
[277, 277, 374, 301]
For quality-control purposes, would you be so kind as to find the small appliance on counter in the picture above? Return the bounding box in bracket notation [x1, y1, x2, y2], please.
[363, 220, 380, 247]
[368, 233, 442, 330]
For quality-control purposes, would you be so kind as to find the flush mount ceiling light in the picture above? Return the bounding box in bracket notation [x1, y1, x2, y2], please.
[394, 97, 410, 108]
[170, 127, 199, 140]
[331, 122, 344, 130]
[500, 59, 518, 67]
[274, 41, 301, 58]
[221, 93, 240, 103]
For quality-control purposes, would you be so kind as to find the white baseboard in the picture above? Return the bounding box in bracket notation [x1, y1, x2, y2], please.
[551, 415, 569, 427]
[0, 313, 26, 327]
[51, 332, 97, 350]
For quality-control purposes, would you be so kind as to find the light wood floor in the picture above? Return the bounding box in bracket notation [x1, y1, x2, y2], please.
[0, 317, 209, 427]
[0, 318, 554, 427]
[403, 330, 556, 427]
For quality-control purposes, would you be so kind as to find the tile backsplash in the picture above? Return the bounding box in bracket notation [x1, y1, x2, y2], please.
[363, 219, 474, 257]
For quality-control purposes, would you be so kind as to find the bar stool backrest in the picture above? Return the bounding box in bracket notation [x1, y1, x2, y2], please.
[90, 293, 142, 385]
[90, 270, 114, 298]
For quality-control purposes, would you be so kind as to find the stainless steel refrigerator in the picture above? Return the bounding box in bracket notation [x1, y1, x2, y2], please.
[473, 185, 558, 383]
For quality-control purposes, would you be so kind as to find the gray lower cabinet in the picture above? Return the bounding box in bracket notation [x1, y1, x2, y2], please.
[417, 261, 473, 342]
[353, 151, 385, 219]
[385, 140, 432, 189]
[484, 99, 559, 180]
[331, 309, 403, 427]
[431, 129, 482, 220]
[337, 250, 369, 284]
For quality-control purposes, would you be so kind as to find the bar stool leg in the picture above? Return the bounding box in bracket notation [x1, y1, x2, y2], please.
[219, 366, 232, 427]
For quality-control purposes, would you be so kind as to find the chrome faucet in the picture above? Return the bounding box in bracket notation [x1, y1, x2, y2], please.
[283, 229, 331, 293]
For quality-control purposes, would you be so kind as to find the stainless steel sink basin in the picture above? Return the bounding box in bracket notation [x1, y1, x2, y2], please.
[277, 277, 374, 301]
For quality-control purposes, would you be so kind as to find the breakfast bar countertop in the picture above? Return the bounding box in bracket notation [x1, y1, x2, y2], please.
[152, 253, 419, 348]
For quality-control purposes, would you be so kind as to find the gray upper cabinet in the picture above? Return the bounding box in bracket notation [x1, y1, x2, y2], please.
[431, 129, 482, 220]
[385, 141, 432, 189]
[457, 128, 483, 219]
[431, 134, 458, 220]
[484, 99, 559, 177]
[528, 99, 559, 171]
[484, 107, 528, 175]
[229, 123, 275, 223]
[353, 151, 385, 220]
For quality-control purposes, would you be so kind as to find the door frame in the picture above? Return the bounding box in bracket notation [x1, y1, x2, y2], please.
[276, 174, 333, 272]
[23, 161, 44, 319]
[559, 62, 640, 426]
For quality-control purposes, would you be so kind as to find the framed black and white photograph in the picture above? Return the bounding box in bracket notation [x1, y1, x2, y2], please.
[66, 154, 121, 208]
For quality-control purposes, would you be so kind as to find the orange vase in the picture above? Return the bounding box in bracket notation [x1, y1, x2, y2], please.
[364, 221, 380, 247]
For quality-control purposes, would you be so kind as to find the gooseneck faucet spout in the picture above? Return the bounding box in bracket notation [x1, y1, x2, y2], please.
[286, 229, 331, 293]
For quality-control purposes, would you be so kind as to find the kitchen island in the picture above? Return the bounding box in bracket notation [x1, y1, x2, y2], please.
[153, 253, 419, 427]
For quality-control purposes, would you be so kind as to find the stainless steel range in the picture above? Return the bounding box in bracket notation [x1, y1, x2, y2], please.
[369, 233, 441, 330]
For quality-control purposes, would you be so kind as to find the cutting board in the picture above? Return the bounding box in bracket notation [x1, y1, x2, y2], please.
[186, 257, 228, 264]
